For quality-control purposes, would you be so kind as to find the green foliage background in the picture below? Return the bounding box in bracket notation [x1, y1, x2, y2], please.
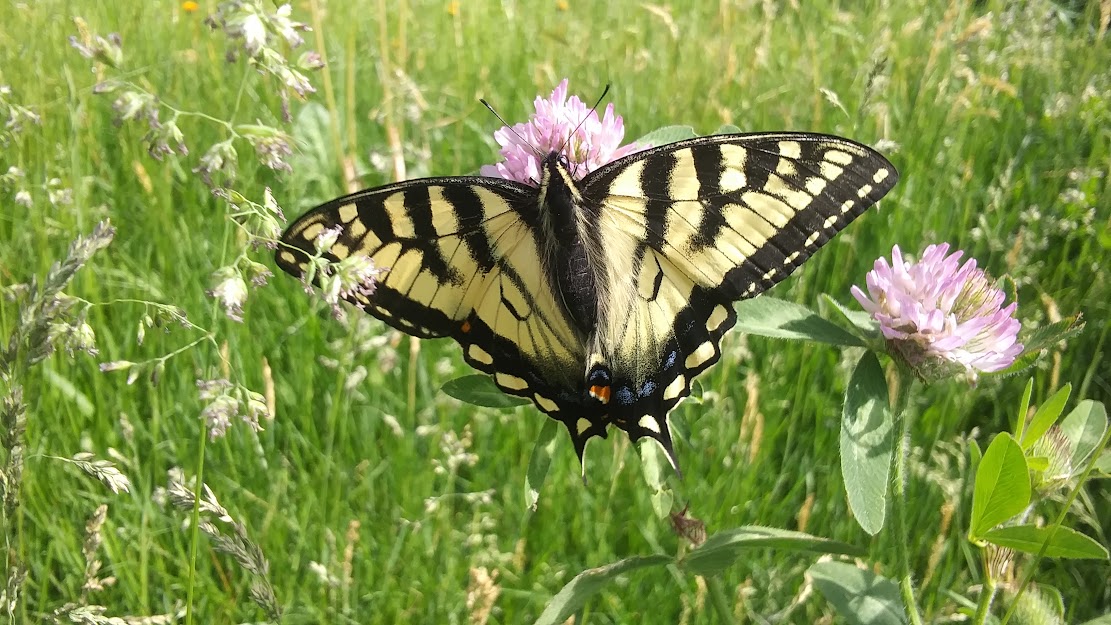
[1, 0, 1108, 622]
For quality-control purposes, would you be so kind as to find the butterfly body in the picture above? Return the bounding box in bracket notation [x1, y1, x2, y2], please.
[277, 132, 898, 470]
[538, 154, 599, 335]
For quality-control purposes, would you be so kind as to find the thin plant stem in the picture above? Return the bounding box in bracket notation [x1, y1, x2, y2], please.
[706, 576, 735, 625]
[307, 0, 345, 167]
[408, 336, 419, 423]
[890, 366, 925, 625]
[184, 424, 209, 625]
[972, 571, 998, 625]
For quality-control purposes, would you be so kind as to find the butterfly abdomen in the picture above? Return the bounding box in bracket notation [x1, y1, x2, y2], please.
[551, 238, 598, 335]
[540, 153, 600, 335]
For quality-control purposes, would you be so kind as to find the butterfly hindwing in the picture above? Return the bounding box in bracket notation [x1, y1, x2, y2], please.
[580, 133, 898, 463]
[276, 178, 602, 439]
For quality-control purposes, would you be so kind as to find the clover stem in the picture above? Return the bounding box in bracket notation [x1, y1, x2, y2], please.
[972, 571, 998, 625]
[891, 366, 925, 625]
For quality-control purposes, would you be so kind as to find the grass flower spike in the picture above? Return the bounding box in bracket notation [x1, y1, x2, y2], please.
[480, 79, 640, 185]
[310, 225, 385, 319]
[208, 267, 249, 322]
[851, 243, 1023, 381]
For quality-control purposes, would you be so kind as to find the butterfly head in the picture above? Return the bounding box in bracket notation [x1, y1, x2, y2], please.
[543, 150, 572, 174]
[540, 150, 583, 190]
[537, 150, 584, 212]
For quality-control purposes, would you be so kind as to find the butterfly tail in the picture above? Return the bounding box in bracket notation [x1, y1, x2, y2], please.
[558, 413, 609, 475]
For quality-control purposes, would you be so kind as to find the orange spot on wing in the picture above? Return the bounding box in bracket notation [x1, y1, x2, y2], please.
[461, 320, 471, 333]
[589, 384, 611, 404]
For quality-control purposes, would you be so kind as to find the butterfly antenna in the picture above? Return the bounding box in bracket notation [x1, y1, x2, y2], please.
[558, 84, 611, 176]
[480, 98, 544, 161]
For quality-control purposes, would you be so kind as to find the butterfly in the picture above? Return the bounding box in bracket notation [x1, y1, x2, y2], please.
[276, 131, 898, 471]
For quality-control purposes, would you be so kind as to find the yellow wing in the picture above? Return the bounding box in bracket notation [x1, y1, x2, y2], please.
[277, 178, 589, 409]
[577, 133, 898, 464]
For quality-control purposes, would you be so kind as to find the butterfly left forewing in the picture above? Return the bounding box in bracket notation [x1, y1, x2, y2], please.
[277, 178, 598, 440]
[582, 133, 898, 465]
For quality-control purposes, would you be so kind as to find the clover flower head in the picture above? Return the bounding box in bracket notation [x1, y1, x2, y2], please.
[480, 79, 641, 186]
[851, 243, 1023, 382]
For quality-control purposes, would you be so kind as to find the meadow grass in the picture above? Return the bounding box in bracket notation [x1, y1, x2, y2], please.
[1, 0, 1108, 623]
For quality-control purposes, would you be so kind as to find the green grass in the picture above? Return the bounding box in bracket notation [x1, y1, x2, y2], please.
[1, 0, 1109, 623]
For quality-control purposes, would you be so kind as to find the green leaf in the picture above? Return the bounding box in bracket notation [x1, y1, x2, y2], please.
[441, 374, 530, 409]
[649, 489, 674, 520]
[639, 438, 667, 491]
[638, 440, 674, 519]
[1019, 315, 1086, 353]
[809, 561, 907, 625]
[819, 294, 881, 341]
[525, 418, 561, 512]
[734, 297, 864, 346]
[1026, 456, 1050, 472]
[1021, 384, 1071, 451]
[686, 379, 705, 404]
[981, 524, 1109, 559]
[532, 555, 672, 625]
[997, 316, 1085, 376]
[1015, 378, 1033, 441]
[634, 125, 697, 147]
[1001, 274, 1019, 310]
[1079, 613, 1111, 625]
[841, 351, 894, 535]
[969, 438, 983, 470]
[1095, 448, 1111, 475]
[970, 433, 1031, 540]
[1059, 400, 1108, 470]
[714, 123, 742, 135]
[682, 526, 862, 576]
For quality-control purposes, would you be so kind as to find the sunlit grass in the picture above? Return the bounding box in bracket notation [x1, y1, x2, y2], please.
[1, 0, 1108, 622]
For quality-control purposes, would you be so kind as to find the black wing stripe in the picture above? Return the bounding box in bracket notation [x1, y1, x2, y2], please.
[641, 152, 675, 251]
[443, 185, 499, 272]
[691, 143, 725, 196]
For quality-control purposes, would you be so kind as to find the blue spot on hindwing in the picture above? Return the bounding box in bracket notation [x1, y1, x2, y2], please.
[639, 380, 657, 397]
[615, 386, 635, 405]
[587, 365, 611, 385]
[664, 350, 678, 369]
